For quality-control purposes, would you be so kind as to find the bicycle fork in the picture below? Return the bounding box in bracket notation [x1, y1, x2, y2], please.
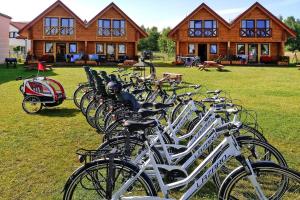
[236, 155, 268, 200]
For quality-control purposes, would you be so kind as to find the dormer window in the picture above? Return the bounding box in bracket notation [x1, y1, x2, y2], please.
[112, 20, 125, 36]
[44, 17, 59, 35]
[61, 18, 74, 35]
[256, 20, 271, 37]
[189, 20, 217, 37]
[98, 19, 111, 36]
[240, 19, 271, 37]
[241, 20, 255, 37]
[98, 19, 126, 37]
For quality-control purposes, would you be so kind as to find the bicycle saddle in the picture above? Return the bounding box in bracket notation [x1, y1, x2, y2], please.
[138, 108, 164, 118]
[154, 102, 174, 109]
[124, 119, 158, 132]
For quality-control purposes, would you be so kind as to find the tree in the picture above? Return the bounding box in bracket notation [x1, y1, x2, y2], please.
[138, 26, 160, 51]
[284, 16, 300, 51]
[158, 27, 175, 56]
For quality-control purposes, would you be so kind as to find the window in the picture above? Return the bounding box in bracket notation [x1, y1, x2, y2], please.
[61, 18, 74, 35]
[242, 20, 255, 28]
[261, 44, 270, 55]
[96, 43, 104, 54]
[118, 44, 126, 54]
[189, 20, 202, 37]
[256, 20, 271, 37]
[45, 42, 53, 53]
[188, 44, 195, 54]
[69, 43, 77, 53]
[44, 17, 59, 35]
[98, 19, 111, 36]
[204, 20, 217, 28]
[210, 44, 217, 54]
[107, 44, 115, 55]
[256, 20, 270, 28]
[9, 31, 18, 38]
[241, 20, 255, 37]
[112, 20, 125, 36]
[237, 44, 245, 55]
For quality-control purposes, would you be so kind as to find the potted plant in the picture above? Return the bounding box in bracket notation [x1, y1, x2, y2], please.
[220, 55, 231, 65]
[231, 55, 243, 65]
[277, 56, 289, 65]
[260, 55, 273, 64]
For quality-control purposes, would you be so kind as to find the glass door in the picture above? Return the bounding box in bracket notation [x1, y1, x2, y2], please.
[106, 44, 115, 61]
[248, 44, 258, 63]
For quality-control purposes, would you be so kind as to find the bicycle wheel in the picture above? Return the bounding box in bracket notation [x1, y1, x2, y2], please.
[85, 100, 100, 129]
[213, 137, 288, 189]
[73, 84, 89, 109]
[94, 100, 113, 133]
[80, 90, 94, 115]
[237, 124, 267, 142]
[63, 159, 157, 200]
[218, 162, 300, 199]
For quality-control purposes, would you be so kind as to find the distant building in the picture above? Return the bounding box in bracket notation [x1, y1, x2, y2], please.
[9, 22, 31, 58]
[0, 13, 11, 64]
[168, 2, 297, 63]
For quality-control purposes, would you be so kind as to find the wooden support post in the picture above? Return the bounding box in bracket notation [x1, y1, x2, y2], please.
[31, 40, 34, 56]
[84, 41, 88, 54]
[227, 41, 231, 56]
[279, 42, 285, 56]
[134, 42, 138, 58]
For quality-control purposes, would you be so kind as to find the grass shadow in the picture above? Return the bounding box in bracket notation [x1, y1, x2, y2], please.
[38, 108, 80, 117]
[0, 64, 58, 85]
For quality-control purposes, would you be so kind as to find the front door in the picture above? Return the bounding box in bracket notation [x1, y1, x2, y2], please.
[198, 44, 207, 62]
[248, 44, 258, 63]
[106, 44, 115, 61]
[56, 43, 66, 62]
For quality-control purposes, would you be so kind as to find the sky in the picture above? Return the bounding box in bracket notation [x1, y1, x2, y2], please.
[1, 0, 300, 30]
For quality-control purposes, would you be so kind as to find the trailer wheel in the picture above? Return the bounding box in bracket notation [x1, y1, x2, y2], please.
[22, 96, 42, 114]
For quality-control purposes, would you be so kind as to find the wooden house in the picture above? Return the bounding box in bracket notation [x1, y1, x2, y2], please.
[168, 2, 297, 63]
[19, 0, 147, 63]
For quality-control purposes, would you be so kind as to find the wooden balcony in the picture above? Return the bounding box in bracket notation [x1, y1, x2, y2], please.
[98, 28, 126, 37]
[44, 26, 75, 36]
[188, 28, 218, 37]
[240, 28, 272, 37]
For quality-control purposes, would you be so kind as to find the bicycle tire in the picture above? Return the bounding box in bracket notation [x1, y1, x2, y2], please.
[73, 84, 89, 109]
[213, 137, 288, 189]
[63, 159, 157, 199]
[218, 162, 300, 199]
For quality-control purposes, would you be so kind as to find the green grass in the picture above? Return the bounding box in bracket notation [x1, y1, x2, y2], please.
[0, 64, 299, 199]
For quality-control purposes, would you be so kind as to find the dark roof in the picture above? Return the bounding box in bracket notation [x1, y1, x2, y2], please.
[10, 22, 28, 30]
[168, 3, 230, 37]
[0, 12, 12, 19]
[87, 2, 148, 38]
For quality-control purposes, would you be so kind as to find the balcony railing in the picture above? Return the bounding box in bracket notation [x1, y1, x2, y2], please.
[240, 28, 272, 37]
[98, 28, 126, 37]
[44, 26, 74, 36]
[188, 28, 218, 37]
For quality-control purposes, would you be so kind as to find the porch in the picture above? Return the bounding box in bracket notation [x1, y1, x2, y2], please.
[175, 41, 288, 65]
[28, 40, 139, 64]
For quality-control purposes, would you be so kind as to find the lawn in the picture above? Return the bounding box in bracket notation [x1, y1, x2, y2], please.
[0, 64, 299, 199]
